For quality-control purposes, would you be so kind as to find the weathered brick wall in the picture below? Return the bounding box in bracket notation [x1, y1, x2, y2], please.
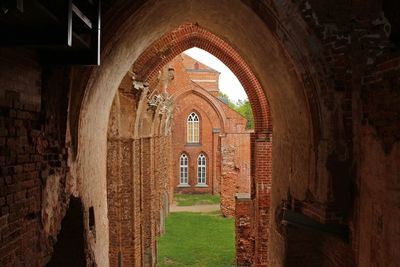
[221, 133, 251, 216]
[356, 55, 400, 266]
[107, 76, 172, 267]
[155, 135, 172, 236]
[0, 49, 71, 265]
[235, 194, 254, 266]
[253, 134, 272, 266]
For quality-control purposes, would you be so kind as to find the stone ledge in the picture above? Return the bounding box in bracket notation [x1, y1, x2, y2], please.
[235, 193, 251, 200]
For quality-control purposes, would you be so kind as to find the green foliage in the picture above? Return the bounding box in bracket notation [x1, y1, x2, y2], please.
[234, 99, 254, 129]
[217, 92, 237, 109]
[157, 212, 235, 267]
[218, 93, 254, 129]
[174, 194, 220, 206]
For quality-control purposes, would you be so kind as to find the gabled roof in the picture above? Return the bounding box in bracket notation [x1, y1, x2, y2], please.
[181, 53, 220, 74]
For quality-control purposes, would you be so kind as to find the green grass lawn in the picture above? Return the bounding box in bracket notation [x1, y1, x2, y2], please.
[174, 194, 220, 206]
[157, 212, 235, 267]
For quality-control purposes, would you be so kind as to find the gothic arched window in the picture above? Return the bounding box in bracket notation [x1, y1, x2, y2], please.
[179, 154, 189, 185]
[197, 154, 206, 185]
[187, 112, 200, 143]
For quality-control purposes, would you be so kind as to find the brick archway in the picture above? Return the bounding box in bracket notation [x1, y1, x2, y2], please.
[132, 23, 272, 134]
[72, 1, 320, 265]
[131, 23, 273, 265]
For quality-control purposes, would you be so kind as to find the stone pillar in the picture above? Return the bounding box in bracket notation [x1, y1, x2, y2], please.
[254, 132, 272, 266]
[235, 193, 254, 266]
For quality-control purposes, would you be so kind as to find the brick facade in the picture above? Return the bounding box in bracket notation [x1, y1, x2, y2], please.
[164, 54, 251, 217]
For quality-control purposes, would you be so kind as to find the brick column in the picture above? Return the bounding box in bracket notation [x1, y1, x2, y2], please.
[132, 139, 142, 266]
[235, 193, 254, 266]
[107, 139, 136, 266]
[106, 139, 121, 266]
[141, 137, 156, 267]
[212, 130, 220, 195]
[254, 132, 272, 266]
[120, 139, 135, 265]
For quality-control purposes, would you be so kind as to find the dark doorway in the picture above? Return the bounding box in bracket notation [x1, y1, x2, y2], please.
[46, 197, 86, 267]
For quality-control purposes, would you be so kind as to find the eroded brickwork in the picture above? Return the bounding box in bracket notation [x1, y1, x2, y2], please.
[0, 49, 72, 265]
[106, 73, 172, 267]
[235, 194, 254, 266]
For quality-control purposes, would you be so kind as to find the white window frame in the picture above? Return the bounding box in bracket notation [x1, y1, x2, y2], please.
[187, 112, 200, 143]
[197, 154, 206, 185]
[179, 154, 189, 185]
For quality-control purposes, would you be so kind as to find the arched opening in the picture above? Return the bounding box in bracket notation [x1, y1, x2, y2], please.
[128, 24, 273, 265]
[71, 1, 331, 266]
[46, 197, 86, 267]
[1, 1, 399, 266]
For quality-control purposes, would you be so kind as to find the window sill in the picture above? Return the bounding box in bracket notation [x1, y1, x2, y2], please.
[195, 184, 208, 188]
[185, 143, 201, 147]
[177, 184, 191, 188]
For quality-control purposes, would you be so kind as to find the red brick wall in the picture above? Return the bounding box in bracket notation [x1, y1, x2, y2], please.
[0, 49, 70, 265]
[106, 79, 173, 267]
[235, 194, 254, 266]
[166, 55, 252, 210]
[221, 133, 251, 216]
[172, 95, 219, 194]
[182, 54, 220, 94]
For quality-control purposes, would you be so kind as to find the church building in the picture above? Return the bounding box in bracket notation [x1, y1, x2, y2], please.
[165, 54, 252, 216]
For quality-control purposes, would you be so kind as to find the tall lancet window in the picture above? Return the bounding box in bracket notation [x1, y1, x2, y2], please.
[197, 154, 206, 185]
[187, 112, 200, 143]
[179, 154, 189, 185]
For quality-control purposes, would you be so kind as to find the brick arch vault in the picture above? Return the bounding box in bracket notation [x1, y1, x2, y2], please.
[131, 27, 273, 265]
[131, 23, 272, 134]
[68, 0, 351, 266]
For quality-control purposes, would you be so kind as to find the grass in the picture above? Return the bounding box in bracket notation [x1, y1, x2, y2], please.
[174, 194, 220, 206]
[157, 212, 235, 267]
